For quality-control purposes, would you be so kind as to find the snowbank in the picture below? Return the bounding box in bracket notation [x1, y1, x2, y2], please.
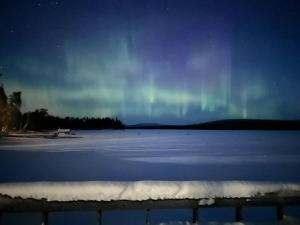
[0, 181, 299, 202]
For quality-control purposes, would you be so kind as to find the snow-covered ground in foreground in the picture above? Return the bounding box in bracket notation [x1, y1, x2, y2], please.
[0, 181, 300, 201]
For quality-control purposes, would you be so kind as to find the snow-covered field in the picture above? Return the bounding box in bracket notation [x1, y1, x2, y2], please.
[1, 130, 300, 182]
[1, 130, 300, 224]
[1, 130, 300, 165]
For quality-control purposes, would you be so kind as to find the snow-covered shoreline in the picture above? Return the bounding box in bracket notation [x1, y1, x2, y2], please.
[0, 181, 300, 202]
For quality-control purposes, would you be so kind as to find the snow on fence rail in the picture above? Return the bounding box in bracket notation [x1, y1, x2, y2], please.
[0, 181, 300, 224]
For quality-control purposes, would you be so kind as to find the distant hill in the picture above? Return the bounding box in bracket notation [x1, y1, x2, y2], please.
[127, 123, 162, 128]
[126, 119, 300, 130]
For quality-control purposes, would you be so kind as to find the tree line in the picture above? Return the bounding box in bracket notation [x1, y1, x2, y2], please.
[23, 109, 124, 131]
[0, 82, 124, 134]
[0, 85, 22, 133]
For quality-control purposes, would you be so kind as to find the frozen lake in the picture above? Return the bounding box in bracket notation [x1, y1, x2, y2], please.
[1, 130, 300, 182]
[0, 130, 300, 224]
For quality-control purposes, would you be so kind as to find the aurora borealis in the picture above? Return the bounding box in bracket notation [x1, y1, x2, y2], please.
[1, 0, 300, 124]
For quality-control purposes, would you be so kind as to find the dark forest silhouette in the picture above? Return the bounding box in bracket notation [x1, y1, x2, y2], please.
[0, 84, 23, 133]
[22, 109, 124, 131]
[0, 77, 124, 133]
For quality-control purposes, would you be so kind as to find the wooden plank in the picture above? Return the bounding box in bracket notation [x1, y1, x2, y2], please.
[41, 212, 48, 225]
[145, 209, 150, 225]
[1, 194, 300, 212]
[235, 206, 242, 222]
[192, 207, 199, 223]
[96, 210, 102, 225]
[276, 206, 284, 221]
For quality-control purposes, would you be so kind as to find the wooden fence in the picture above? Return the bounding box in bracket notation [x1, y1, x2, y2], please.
[1, 194, 300, 224]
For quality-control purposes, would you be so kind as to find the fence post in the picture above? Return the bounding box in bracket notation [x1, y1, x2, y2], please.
[145, 209, 150, 225]
[41, 212, 48, 225]
[97, 210, 102, 225]
[276, 206, 284, 221]
[235, 206, 242, 222]
[192, 207, 199, 223]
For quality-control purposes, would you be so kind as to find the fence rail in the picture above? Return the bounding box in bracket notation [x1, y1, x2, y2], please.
[1, 194, 300, 224]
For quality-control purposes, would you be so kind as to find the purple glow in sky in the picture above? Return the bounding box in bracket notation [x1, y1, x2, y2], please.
[1, 0, 300, 124]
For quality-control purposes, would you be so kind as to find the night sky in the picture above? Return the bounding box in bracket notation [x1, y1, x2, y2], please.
[1, 0, 300, 124]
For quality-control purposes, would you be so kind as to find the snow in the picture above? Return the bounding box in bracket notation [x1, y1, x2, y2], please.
[198, 198, 215, 206]
[0, 181, 300, 202]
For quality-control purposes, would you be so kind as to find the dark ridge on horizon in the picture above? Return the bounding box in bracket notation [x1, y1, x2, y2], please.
[126, 119, 300, 130]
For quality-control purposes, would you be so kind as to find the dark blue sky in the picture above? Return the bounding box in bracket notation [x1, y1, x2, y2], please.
[1, 0, 300, 124]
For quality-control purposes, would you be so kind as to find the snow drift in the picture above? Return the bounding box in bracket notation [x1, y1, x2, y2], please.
[0, 181, 300, 202]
